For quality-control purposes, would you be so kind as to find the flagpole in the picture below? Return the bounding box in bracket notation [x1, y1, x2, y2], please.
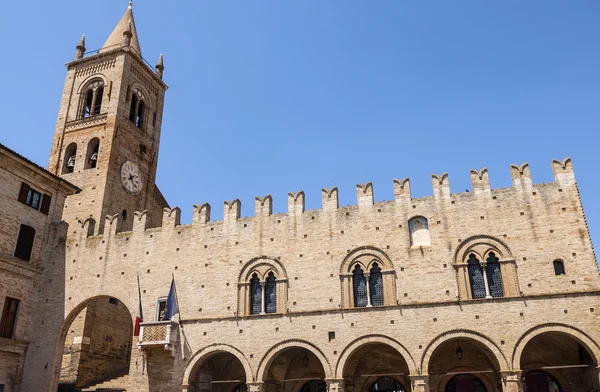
[172, 273, 182, 324]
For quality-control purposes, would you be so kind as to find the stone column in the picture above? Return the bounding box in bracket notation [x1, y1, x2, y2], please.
[500, 371, 522, 392]
[481, 263, 492, 298]
[326, 379, 345, 392]
[248, 382, 266, 392]
[410, 375, 430, 392]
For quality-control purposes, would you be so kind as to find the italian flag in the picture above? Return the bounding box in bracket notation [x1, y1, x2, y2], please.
[134, 275, 143, 337]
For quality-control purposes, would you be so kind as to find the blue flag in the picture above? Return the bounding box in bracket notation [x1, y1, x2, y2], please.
[163, 276, 179, 320]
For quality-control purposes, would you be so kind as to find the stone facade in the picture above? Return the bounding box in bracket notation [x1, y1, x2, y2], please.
[5, 4, 600, 392]
[0, 144, 78, 391]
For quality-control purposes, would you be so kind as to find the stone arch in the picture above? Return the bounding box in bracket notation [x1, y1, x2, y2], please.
[50, 294, 135, 392]
[76, 74, 108, 94]
[335, 334, 418, 378]
[256, 339, 333, 382]
[340, 246, 394, 274]
[239, 256, 288, 282]
[182, 344, 254, 387]
[511, 323, 600, 370]
[454, 235, 513, 265]
[421, 329, 510, 373]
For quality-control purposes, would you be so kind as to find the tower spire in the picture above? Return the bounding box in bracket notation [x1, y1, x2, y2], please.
[75, 34, 86, 60]
[156, 54, 165, 79]
[100, 2, 141, 55]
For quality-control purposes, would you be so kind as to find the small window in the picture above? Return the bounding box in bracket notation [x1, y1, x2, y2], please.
[156, 298, 167, 321]
[553, 260, 566, 275]
[129, 89, 146, 129]
[86, 138, 100, 169]
[409, 216, 431, 247]
[250, 273, 262, 315]
[369, 263, 384, 306]
[353, 265, 367, 307]
[63, 143, 78, 174]
[18, 183, 51, 214]
[81, 80, 104, 118]
[265, 272, 277, 314]
[467, 254, 486, 299]
[0, 297, 20, 339]
[14, 225, 35, 261]
[108, 298, 119, 305]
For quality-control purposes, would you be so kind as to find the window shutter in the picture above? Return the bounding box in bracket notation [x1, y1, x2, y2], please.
[40, 194, 51, 215]
[18, 183, 30, 204]
[14, 225, 35, 261]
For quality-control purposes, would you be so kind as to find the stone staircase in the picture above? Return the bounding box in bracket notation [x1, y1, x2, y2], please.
[80, 374, 128, 391]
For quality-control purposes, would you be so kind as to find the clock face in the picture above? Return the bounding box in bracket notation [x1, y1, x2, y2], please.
[120, 161, 143, 194]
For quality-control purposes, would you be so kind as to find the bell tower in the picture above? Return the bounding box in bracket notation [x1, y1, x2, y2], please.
[48, 2, 169, 232]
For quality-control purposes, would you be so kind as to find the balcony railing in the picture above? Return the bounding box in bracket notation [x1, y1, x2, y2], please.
[65, 113, 108, 132]
[137, 320, 178, 353]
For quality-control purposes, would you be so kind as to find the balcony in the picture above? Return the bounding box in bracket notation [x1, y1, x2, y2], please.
[137, 321, 178, 355]
[65, 113, 108, 132]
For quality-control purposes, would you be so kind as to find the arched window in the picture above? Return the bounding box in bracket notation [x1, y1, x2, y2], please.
[467, 254, 486, 299]
[238, 258, 288, 316]
[445, 374, 487, 392]
[553, 260, 566, 275]
[409, 216, 431, 247]
[353, 265, 368, 308]
[371, 378, 407, 392]
[63, 143, 78, 174]
[129, 89, 146, 129]
[369, 263, 384, 306]
[341, 247, 396, 308]
[486, 252, 504, 298]
[85, 138, 100, 169]
[265, 272, 277, 314]
[250, 273, 262, 315]
[455, 236, 519, 300]
[81, 80, 104, 118]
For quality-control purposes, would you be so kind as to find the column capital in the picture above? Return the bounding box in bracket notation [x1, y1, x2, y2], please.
[325, 379, 344, 392]
[247, 382, 265, 392]
[500, 371, 523, 392]
[409, 375, 430, 392]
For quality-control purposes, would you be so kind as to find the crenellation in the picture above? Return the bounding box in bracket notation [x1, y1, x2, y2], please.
[162, 207, 181, 228]
[79, 217, 96, 238]
[104, 213, 121, 236]
[393, 178, 411, 201]
[356, 182, 374, 208]
[431, 173, 450, 200]
[470, 168, 490, 196]
[224, 199, 241, 222]
[255, 195, 273, 217]
[287, 191, 305, 215]
[132, 210, 148, 233]
[510, 163, 533, 192]
[193, 203, 211, 224]
[322, 187, 339, 211]
[552, 158, 575, 187]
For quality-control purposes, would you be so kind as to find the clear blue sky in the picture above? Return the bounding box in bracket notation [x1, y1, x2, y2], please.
[1, 1, 599, 248]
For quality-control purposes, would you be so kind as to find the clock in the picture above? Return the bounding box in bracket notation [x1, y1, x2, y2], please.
[120, 161, 143, 194]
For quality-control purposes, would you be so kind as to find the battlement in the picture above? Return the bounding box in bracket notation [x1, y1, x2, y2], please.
[75, 158, 577, 238]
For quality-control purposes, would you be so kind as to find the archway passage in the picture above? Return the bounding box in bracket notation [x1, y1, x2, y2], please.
[188, 352, 248, 392]
[520, 332, 597, 392]
[263, 347, 326, 392]
[427, 338, 500, 392]
[58, 297, 133, 391]
[342, 343, 411, 392]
